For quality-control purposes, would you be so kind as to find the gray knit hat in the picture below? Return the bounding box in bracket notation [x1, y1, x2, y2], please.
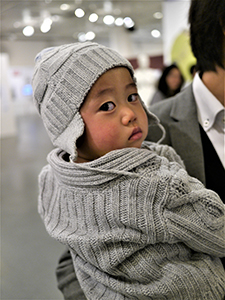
[32, 42, 161, 161]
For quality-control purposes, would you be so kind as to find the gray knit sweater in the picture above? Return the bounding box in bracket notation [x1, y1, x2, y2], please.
[38, 142, 225, 299]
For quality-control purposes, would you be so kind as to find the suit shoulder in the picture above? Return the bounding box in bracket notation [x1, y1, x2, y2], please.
[150, 85, 193, 119]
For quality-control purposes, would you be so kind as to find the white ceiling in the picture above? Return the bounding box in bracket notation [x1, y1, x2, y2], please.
[1, 0, 164, 45]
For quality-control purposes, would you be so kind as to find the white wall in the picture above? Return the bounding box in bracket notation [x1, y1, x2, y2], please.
[1, 40, 54, 67]
[162, 0, 191, 65]
[0, 53, 17, 137]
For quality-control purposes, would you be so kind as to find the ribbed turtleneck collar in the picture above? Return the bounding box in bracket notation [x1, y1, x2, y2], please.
[47, 142, 157, 187]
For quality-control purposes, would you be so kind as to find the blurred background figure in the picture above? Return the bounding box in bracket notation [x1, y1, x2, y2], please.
[150, 64, 185, 105]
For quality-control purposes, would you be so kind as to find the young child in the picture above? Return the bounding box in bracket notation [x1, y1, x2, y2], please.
[32, 42, 225, 299]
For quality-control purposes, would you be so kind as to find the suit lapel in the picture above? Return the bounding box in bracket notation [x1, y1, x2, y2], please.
[169, 85, 206, 184]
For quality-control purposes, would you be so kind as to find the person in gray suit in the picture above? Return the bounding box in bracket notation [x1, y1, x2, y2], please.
[148, 0, 225, 205]
[55, 0, 225, 298]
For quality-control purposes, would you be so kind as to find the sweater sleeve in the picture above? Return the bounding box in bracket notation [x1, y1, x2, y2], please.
[144, 142, 186, 168]
[55, 248, 86, 300]
[164, 167, 225, 257]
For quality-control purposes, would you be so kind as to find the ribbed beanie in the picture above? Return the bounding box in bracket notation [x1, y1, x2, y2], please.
[32, 42, 160, 161]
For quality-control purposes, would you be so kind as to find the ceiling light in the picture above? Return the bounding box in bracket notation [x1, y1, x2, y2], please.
[153, 12, 163, 19]
[23, 26, 34, 37]
[103, 15, 115, 25]
[60, 4, 70, 11]
[115, 17, 123, 26]
[40, 24, 51, 33]
[43, 17, 52, 26]
[151, 29, 161, 38]
[75, 8, 85, 18]
[123, 17, 135, 29]
[89, 13, 98, 23]
[85, 31, 95, 40]
[40, 18, 52, 33]
[78, 32, 86, 42]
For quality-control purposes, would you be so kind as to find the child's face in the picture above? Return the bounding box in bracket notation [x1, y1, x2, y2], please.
[77, 67, 148, 163]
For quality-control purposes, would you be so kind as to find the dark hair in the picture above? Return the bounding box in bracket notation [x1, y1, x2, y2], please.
[157, 64, 184, 98]
[190, 64, 196, 76]
[189, 0, 225, 72]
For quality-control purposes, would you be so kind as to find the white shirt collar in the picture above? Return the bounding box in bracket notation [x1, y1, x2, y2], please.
[193, 72, 224, 132]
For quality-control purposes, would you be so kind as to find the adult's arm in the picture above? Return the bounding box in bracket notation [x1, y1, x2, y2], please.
[56, 248, 86, 300]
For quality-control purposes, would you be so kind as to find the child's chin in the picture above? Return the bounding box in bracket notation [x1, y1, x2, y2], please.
[131, 141, 143, 149]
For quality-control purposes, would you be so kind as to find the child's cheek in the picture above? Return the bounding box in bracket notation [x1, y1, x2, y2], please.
[99, 124, 120, 146]
[103, 123, 119, 138]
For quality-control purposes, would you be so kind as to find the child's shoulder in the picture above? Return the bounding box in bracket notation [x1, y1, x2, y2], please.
[142, 141, 185, 169]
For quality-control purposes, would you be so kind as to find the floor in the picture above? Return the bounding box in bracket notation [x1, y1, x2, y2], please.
[1, 114, 65, 300]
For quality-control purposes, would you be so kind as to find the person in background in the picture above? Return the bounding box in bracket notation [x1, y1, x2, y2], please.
[150, 64, 184, 105]
[148, 0, 225, 206]
[149, 0, 225, 270]
[32, 42, 225, 299]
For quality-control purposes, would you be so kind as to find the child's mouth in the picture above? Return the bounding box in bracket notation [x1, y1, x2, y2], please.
[129, 127, 143, 141]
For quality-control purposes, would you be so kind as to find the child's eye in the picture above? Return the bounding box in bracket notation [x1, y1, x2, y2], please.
[128, 93, 139, 102]
[99, 102, 115, 111]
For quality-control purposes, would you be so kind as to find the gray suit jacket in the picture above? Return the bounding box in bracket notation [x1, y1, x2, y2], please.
[147, 84, 206, 185]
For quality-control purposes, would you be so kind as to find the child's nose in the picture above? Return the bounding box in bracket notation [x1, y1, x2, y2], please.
[121, 107, 137, 125]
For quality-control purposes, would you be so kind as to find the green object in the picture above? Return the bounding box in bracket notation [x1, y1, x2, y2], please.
[171, 30, 196, 82]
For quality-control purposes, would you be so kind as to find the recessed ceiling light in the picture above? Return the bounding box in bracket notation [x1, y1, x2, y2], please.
[89, 13, 98, 23]
[60, 4, 70, 11]
[40, 17, 52, 33]
[40, 24, 51, 33]
[103, 15, 115, 25]
[75, 8, 85, 18]
[78, 32, 86, 42]
[151, 29, 161, 38]
[123, 17, 135, 29]
[153, 12, 163, 19]
[23, 26, 34, 37]
[85, 31, 95, 40]
[115, 17, 123, 26]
